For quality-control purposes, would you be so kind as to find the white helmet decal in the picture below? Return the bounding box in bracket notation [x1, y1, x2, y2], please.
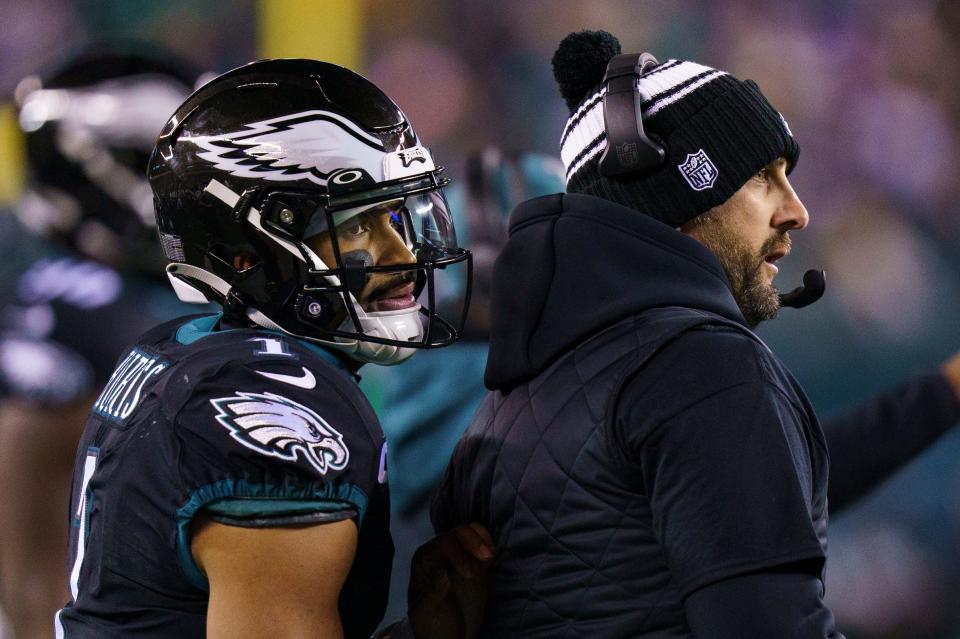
[193, 110, 386, 186]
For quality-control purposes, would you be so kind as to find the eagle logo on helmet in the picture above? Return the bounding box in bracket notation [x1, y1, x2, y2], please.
[194, 110, 386, 186]
[210, 391, 349, 475]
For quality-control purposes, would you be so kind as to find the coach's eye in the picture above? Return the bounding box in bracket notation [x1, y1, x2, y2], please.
[754, 167, 769, 183]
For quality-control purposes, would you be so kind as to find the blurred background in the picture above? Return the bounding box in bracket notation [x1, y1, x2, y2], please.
[2, 0, 960, 637]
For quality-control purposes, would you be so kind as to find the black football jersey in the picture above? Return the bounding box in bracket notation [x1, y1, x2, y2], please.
[0, 224, 203, 405]
[54, 313, 392, 639]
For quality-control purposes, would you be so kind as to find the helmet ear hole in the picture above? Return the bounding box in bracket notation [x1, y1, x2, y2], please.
[232, 253, 261, 273]
[208, 244, 260, 277]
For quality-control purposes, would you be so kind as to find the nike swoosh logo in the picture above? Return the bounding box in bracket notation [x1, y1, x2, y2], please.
[255, 366, 316, 390]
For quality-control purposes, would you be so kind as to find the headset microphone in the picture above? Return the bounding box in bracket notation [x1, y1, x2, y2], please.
[778, 269, 826, 309]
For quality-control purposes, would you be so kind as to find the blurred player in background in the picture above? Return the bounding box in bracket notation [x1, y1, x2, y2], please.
[0, 46, 203, 639]
[55, 58, 490, 639]
[363, 147, 566, 623]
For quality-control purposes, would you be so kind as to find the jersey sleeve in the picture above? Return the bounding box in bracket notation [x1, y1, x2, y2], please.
[619, 375, 827, 598]
[170, 356, 384, 532]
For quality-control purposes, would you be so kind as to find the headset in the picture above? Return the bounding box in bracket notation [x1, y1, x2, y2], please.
[598, 53, 666, 177]
[597, 53, 824, 309]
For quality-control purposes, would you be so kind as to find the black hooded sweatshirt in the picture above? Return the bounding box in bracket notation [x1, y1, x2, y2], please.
[433, 193, 959, 638]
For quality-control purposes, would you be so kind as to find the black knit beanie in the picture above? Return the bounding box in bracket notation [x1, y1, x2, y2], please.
[554, 30, 799, 228]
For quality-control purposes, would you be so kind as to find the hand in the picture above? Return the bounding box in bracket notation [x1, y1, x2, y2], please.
[408, 523, 495, 639]
[942, 351, 960, 403]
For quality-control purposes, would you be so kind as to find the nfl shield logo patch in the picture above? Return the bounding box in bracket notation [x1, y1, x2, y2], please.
[615, 141, 639, 168]
[678, 149, 718, 191]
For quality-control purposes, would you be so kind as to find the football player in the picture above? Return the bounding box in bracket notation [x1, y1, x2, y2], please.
[0, 46, 202, 639]
[54, 58, 487, 639]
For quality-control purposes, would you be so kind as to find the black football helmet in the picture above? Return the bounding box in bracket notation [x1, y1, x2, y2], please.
[14, 44, 199, 271]
[148, 59, 472, 365]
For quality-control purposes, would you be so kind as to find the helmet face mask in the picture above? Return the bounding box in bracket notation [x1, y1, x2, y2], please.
[267, 172, 470, 355]
[151, 59, 472, 365]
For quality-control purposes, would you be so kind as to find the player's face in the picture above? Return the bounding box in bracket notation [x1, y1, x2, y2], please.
[682, 157, 808, 327]
[307, 201, 419, 313]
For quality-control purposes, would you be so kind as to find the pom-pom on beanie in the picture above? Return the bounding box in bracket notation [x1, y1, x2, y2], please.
[553, 30, 799, 228]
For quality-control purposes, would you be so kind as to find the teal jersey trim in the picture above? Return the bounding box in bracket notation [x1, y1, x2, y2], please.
[174, 313, 350, 375]
[175, 479, 369, 591]
[296, 339, 352, 373]
[205, 498, 354, 520]
[175, 313, 222, 345]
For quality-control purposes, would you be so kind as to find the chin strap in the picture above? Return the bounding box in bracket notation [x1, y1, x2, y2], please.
[166, 262, 294, 333]
[167, 260, 420, 366]
[205, 178, 325, 268]
[166, 261, 427, 365]
[166, 262, 229, 301]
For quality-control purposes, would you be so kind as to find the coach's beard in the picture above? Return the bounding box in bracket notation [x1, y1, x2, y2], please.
[699, 229, 785, 329]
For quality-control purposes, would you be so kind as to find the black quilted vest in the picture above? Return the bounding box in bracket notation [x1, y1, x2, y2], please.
[435, 307, 828, 638]
[434, 193, 830, 637]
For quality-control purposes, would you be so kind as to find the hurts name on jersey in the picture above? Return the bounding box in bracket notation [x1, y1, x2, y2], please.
[92, 349, 170, 421]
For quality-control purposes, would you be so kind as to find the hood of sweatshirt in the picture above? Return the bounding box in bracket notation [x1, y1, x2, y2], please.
[484, 192, 746, 390]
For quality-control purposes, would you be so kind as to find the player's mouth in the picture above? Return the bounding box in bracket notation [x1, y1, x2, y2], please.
[370, 280, 417, 312]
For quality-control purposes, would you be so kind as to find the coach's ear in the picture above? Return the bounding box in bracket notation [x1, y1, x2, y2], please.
[408, 523, 495, 639]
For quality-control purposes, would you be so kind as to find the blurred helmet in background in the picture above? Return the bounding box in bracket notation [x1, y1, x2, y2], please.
[444, 148, 565, 339]
[14, 44, 199, 271]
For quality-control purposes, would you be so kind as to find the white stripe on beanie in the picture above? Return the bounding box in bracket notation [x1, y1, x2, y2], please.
[559, 60, 728, 183]
[643, 69, 726, 118]
[637, 61, 721, 102]
[564, 132, 605, 183]
[560, 87, 605, 148]
[561, 99, 605, 179]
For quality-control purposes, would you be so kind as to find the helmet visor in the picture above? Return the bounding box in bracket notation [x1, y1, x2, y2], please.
[298, 187, 471, 350]
[304, 189, 459, 265]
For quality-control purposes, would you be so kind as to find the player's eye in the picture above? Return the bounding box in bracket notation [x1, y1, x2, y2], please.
[338, 219, 371, 239]
[754, 167, 769, 182]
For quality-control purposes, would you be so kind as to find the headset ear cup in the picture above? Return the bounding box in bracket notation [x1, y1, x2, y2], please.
[598, 52, 667, 177]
